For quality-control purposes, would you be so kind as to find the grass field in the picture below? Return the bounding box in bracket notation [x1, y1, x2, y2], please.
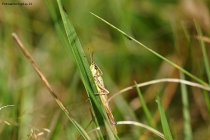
[1, 0, 210, 139]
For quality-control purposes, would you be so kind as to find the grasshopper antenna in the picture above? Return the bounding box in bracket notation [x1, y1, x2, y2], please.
[88, 48, 94, 64]
[89, 50, 94, 64]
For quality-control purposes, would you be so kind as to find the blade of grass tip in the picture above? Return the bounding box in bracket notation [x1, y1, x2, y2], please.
[134, 81, 154, 128]
[11, 33, 91, 140]
[194, 20, 210, 111]
[180, 72, 192, 140]
[156, 94, 173, 140]
[56, 1, 118, 139]
[90, 12, 209, 87]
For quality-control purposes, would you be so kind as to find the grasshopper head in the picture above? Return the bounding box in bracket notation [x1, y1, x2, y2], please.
[90, 51, 98, 75]
[90, 62, 99, 76]
[89, 51, 103, 77]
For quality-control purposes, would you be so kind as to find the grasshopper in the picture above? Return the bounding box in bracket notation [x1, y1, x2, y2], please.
[90, 53, 117, 133]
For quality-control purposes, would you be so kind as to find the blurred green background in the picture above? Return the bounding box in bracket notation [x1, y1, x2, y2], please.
[1, 0, 210, 139]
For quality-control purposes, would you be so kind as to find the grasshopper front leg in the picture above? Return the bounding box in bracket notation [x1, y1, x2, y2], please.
[93, 77, 109, 94]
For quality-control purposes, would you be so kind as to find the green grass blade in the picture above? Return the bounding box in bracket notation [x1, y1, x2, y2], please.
[180, 72, 192, 140]
[134, 81, 154, 127]
[194, 20, 210, 111]
[156, 94, 173, 140]
[90, 12, 209, 87]
[194, 21, 210, 83]
[56, 1, 118, 139]
[45, 1, 93, 139]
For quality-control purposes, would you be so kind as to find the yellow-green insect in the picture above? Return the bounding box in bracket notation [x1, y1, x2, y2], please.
[90, 53, 117, 133]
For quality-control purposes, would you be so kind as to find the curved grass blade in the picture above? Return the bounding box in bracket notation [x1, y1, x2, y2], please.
[56, 1, 119, 139]
[90, 12, 209, 87]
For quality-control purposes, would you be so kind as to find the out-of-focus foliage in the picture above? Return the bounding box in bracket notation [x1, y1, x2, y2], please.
[0, 0, 210, 139]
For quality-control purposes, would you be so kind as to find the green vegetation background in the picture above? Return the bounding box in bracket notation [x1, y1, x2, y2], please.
[0, 0, 210, 139]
